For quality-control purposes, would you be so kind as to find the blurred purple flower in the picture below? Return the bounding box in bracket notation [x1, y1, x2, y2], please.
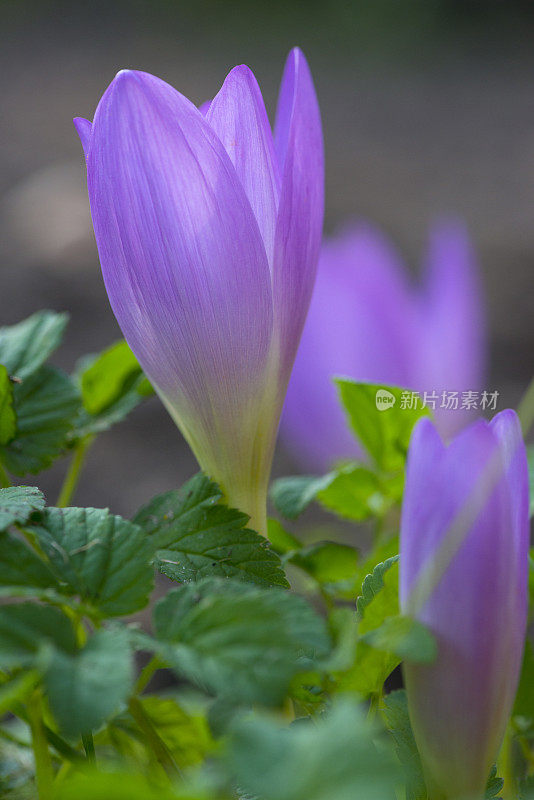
[400, 410, 528, 800]
[281, 221, 485, 471]
[74, 49, 323, 534]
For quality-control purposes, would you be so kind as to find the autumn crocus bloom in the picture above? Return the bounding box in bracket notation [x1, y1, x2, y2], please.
[74, 49, 323, 534]
[400, 410, 528, 800]
[281, 221, 484, 471]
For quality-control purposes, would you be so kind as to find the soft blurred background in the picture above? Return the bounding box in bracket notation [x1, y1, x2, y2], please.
[1, 0, 533, 518]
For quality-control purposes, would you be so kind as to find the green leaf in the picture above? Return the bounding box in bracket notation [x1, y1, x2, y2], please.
[228, 699, 399, 800]
[269, 474, 333, 519]
[0, 602, 76, 669]
[0, 486, 45, 530]
[113, 696, 214, 770]
[289, 541, 359, 584]
[383, 690, 427, 800]
[335, 380, 430, 473]
[135, 474, 287, 588]
[56, 771, 215, 800]
[0, 365, 16, 446]
[45, 627, 133, 737]
[485, 765, 504, 800]
[0, 530, 58, 589]
[356, 556, 399, 621]
[271, 465, 398, 523]
[0, 310, 68, 381]
[153, 577, 330, 706]
[0, 366, 81, 475]
[316, 463, 391, 521]
[361, 615, 436, 664]
[336, 557, 400, 697]
[74, 340, 153, 437]
[32, 507, 154, 616]
[266, 518, 301, 555]
[527, 445, 534, 518]
[80, 340, 143, 415]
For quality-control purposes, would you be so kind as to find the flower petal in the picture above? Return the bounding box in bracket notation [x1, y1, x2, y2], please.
[272, 48, 324, 383]
[401, 416, 527, 798]
[282, 223, 416, 470]
[87, 69, 273, 465]
[490, 408, 529, 598]
[415, 218, 485, 437]
[207, 65, 280, 264]
[73, 117, 92, 160]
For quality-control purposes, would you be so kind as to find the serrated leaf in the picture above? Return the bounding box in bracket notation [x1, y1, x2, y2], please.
[335, 380, 430, 473]
[0, 603, 76, 669]
[0, 486, 45, 530]
[336, 557, 400, 697]
[0, 530, 58, 589]
[74, 340, 153, 437]
[135, 474, 287, 588]
[289, 541, 359, 584]
[383, 690, 427, 800]
[32, 507, 154, 616]
[44, 627, 133, 737]
[269, 474, 333, 519]
[0, 311, 68, 381]
[228, 699, 399, 800]
[0, 365, 16, 446]
[356, 556, 399, 621]
[0, 365, 81, 475]
[361, 615, 436, 664]
[485, 765, 504, 799]
[153, 578, 330, 706]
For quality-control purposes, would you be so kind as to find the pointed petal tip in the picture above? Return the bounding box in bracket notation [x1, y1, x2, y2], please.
[114, 68, 137, 83]
[109, 68, 154, 95]
[73, 117, 92, 159]
[218, 64, 262, 95]
[411, 415, 444, 451]
[489, 408, 523, 450]
[228, 63, 254, 78]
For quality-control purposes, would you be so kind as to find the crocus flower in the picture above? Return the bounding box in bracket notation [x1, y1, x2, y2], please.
[400, 410, 528, 800]
[74, 49, 323, 534]
[281, 221, 485, 471]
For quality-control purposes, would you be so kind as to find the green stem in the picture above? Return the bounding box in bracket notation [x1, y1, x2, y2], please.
[27, 691, 54, 800]
[135, 655, 162, 695]
[518, 376, 534, 437]
[128, 696, 182, 780]
[57, 436, 93, 508]
[82, 732, 95, 764]
[43, 724, 84, 763]
[499, 724, 516, 800]
[0, 460, 11, 488]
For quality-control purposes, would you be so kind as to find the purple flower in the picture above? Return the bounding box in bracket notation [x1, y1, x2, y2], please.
[281, 221, 485, 471]
[74, 49, 324, 534]
[400, 410, 528, 800]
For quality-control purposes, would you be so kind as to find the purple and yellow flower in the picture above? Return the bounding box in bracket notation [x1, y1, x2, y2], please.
[400, 410, 528, 800]
[74, 49, 324, 534]
[281, 221, 485, 471]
